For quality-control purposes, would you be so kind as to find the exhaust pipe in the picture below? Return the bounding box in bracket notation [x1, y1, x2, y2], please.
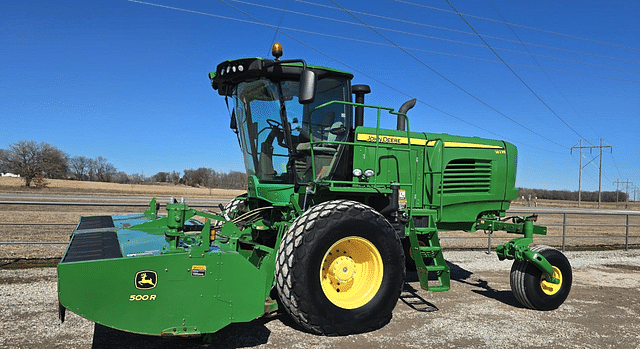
[352, 84, 371, 127]
[397, 98, 416, 131]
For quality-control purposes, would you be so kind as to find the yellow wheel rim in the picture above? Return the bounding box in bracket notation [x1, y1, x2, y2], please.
[320, 237, 384, 309]
[540, 266, 563, 295]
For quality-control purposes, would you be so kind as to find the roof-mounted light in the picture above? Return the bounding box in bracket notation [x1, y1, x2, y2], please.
[272, 42, 283, 61]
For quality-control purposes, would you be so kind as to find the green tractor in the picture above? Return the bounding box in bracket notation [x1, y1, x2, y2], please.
[57, 43, 571, 337]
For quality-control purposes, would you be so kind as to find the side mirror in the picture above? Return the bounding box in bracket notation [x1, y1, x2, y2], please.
[299, 69, 317, 105]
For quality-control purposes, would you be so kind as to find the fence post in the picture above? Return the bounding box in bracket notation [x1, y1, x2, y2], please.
[562, 213, 567, 252]
[625, 214, 630, 251]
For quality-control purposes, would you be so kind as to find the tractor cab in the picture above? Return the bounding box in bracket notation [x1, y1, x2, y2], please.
[210, 51, 354, 187]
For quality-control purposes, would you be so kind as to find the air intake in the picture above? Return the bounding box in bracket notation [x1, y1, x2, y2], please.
[439, 159, 492, 194]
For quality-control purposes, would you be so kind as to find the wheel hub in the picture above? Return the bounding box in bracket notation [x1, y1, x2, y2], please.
[540, 266, 563, 295]
[333, 256, 356, 283]
[319, 237, 384, 309]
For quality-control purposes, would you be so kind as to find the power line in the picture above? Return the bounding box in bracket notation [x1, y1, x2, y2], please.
[328, 0, 569, 149]
[127, 1, 640, 84]
[608, 152, 624, 179]
[127, 0, 569, 153]
[212, 0, 560, 153]
[613, 178, 633, 208]
[292, 0, 640, 66]
[445, 0, 585, 141]
[267, 0, 289, 57]
[571, 139, 612, 208]
[487, 0, 602, 142]
[393, 0, 640, 53]
[265, 26, 640, 83]
[489, 0, 595, 141]
[230, 0, 640, 73]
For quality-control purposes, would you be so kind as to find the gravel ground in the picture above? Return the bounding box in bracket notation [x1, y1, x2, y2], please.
[1, 250, 639, 349]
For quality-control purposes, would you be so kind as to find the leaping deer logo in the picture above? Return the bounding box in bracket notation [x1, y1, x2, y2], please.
[135, 271, 157, 289]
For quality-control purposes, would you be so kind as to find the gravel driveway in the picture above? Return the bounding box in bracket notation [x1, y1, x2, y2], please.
[2, 250, 639, 349]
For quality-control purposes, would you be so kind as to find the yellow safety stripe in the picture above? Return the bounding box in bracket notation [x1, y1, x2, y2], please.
[356, 133, 427, 146]
[356, 133, 503, 149]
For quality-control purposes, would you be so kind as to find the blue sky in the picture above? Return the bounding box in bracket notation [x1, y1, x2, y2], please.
[1, 0, 638, 193]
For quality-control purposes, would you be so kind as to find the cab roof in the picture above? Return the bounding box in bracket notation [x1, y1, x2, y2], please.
[210, 57, 353, 96]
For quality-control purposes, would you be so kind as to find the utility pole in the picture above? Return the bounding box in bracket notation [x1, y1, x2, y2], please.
[613, 179, 633, 209]
[571, 139, 612, 209]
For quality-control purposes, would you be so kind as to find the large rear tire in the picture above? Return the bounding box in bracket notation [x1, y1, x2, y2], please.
[275, 200, 405, 335]
[510, 245, 572, 310]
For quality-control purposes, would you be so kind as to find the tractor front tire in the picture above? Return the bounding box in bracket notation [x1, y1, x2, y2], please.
[510, 245, 572, 310]
[275, 200, 405, 335]
[213, 194, 247, 228]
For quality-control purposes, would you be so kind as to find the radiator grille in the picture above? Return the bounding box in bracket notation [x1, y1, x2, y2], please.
[440, 159, 492, 194]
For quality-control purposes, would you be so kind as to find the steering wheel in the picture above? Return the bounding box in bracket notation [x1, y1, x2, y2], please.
[266, 119, 282, 128]
[265, 119, 287, 148]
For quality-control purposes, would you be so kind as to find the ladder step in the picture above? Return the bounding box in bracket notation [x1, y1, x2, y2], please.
[425, 265, 447, 272]
[418, 246, 441, 253]
[428, 285, 450, 292]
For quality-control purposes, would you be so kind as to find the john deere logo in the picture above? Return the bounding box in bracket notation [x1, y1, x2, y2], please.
[135, 271, 157, 290]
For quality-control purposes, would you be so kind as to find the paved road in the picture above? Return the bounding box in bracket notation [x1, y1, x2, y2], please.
[2, 250, 639, 348]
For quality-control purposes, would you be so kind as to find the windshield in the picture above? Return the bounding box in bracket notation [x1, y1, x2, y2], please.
[233, 77, 350, 184]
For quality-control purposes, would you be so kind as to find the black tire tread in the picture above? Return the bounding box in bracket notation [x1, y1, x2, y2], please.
[510, 245, 571, 310]
[275, 199, 405, 336]
[212, 195, 246, 228]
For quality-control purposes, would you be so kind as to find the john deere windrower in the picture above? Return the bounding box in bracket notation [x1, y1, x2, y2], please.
[57, 43, 571, 336]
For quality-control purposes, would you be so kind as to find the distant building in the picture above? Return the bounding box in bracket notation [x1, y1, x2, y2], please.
[1, 172, 20, 178]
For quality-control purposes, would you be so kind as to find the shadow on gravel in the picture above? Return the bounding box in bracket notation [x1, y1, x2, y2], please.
[91, 313, 281, 349]
[399, 283, 439, 313]
[448, 262, 522, 308]
[0, 258, 59, 269]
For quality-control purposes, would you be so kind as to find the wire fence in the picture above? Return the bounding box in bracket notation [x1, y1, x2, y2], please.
[1, 201, 639, 252]
[442, 208, 640, 253]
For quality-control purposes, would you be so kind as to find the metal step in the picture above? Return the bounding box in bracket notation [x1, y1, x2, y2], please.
[408, 220, 450, 292]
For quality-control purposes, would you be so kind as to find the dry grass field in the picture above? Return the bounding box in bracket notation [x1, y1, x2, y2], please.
[0, 177, 244, 260]
[1, 177, 638, 261]
[0, 177, 243, 198]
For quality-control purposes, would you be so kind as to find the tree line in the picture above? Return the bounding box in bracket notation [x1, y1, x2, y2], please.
[518, 188, 629, 203]
[1, 140, 630, 198]
[0, 140, 246, 189]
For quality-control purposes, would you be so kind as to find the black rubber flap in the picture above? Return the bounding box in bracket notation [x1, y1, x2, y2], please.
[76, 216, 115, 231]
[62, 231, 122, 263]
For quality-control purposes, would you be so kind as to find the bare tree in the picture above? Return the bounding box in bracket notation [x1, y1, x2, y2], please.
[152, 171, 169, 183]
[94, 156, 116, 182]
[0, 149, 7, 173]
[112, 171, 129, 184]
[170, 171, 180, 184]
[69, 156, 89, 180]
[129, 173, 145, 185]
[0, 140, 68, 187]
[86, 158, 97, 181]
[41, 145, 69, 179]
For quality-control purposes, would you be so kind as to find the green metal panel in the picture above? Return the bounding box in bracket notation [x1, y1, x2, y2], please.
[58, 249, 267, 336]
[353, 126, 514, 228]
[247, 175, 295, 205]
